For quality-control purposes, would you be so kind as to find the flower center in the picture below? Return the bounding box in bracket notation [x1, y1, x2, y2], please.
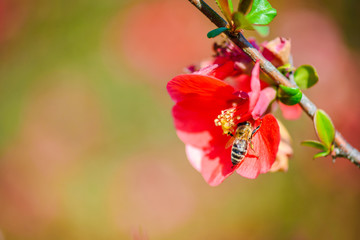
[214, 103, 241, 135]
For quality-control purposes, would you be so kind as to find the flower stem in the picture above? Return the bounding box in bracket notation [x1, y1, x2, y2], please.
[187, 0, 360, 167]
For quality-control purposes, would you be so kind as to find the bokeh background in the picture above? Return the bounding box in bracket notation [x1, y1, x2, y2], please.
[0, 0, 359, 239]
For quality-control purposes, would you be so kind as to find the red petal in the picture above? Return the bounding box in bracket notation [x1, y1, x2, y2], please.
[248, 61, 261, 112]
[230, 73, 269, 92]
[177, 129, 216, 149]
[230, 74, 251, 92]
[236, 114, 280, 178]
[167, 74, 234, 103]
[200, 144, 235, 186]
[172, 98, 228, 148]
[251, 87, 276, 119]
[279, 102, 302, 120]
[168, 74, 236, 148]
[185, 144, 203, 172]
[210, 59, 236, 80]
[185, 143, 236, 186]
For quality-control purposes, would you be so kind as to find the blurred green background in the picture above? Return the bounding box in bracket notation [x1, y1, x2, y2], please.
[0, 0, 359, 239]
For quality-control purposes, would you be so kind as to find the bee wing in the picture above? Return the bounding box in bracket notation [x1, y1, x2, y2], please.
[225, 137, 235, 149]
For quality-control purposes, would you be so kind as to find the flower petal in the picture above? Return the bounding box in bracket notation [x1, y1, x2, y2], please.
[248, 61, 261, 112]
[167, 74, 234, 103]
[186, 140, 236, 186]
[177, 129, 216, 149]
[270, 120, 293, 172]
[210, 58, 236, 80]
[200, 145, 235, 186]
[279, 102, 302, 120]
[236, 114, 280, 178]
[185, 144, 203, 172]
[262, 37, 291, 67]
[229, 74, 251, 92]
[167, 74, 236, 148]
[251, 87, 276, 119]
[171, 95, 230, 148]
[269, 141, 292, 172]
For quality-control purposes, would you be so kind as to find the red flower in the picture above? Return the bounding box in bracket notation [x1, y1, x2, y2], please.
[167, 62, 280, 186]
[190, 39, 302, 121]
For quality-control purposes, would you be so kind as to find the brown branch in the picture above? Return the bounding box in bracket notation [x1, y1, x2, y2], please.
[188, 0, 360, 167]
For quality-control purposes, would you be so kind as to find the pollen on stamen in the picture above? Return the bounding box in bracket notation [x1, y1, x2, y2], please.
[214, 107, 238, 135]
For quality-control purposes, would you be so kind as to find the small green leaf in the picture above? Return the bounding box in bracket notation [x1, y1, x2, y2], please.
[302, 139, 331, 159]
[301, 140, 327, 151]
[238, 0, 253, 14]
[277, 63, 294, 75]
[246, 0, 277, 25]
[228, 0, 234, 13]
[294, 65, 319, 89]
[277, 63, 292, 71]
[277, 85, 302, 105]
[313, 151, 330, 159]
[215, 0, 233, 23]
[232, 5, 270, 36]
[253, 25, 269, 36]
[207, 27, 229, 38]
[314, 110, 335, 149]
[278, 85, 300, 95]
[233, 12, 254, 30]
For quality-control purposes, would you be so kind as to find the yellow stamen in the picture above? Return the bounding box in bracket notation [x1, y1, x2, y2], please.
[214, 106, 238, 135]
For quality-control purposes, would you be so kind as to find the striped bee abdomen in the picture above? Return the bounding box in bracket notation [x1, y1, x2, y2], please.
[231, 139, 248, 165]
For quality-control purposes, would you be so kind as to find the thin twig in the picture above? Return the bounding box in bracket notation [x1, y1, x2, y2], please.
[188, 0, 360, 166]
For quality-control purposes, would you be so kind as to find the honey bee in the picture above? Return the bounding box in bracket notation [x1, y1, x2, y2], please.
[225, 121, 261, 166]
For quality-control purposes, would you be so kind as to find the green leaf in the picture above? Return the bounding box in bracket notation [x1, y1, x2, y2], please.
[233, 12, 254, 30]
[279, 85, 299, 95]
[314, 110, 335, 149]
[294, 65, 319, 89]
[228, 0, 234, 13]
[253, 25, 269, 36]
[301, 140, 327, 151]
[238, 0, 253, 14]
[277, 63, 294, 75]
[313, 151, 330, 159]
[215, 0, 233, 23]
[232, 5, 270, 36]
[246, 0, 277, 25]
[207, 27, 229, 38]
[277, 85, 302, 105]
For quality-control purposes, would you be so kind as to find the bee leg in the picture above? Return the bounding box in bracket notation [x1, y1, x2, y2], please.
[247, 122, 262, 158]
[250, 121, 262, 138]
[248, 140, 259, 158]
[250, 141, 255, 150]
[227, 132, 234, 137]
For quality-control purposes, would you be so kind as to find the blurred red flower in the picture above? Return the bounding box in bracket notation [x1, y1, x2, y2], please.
[167, 62, 280, 186]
